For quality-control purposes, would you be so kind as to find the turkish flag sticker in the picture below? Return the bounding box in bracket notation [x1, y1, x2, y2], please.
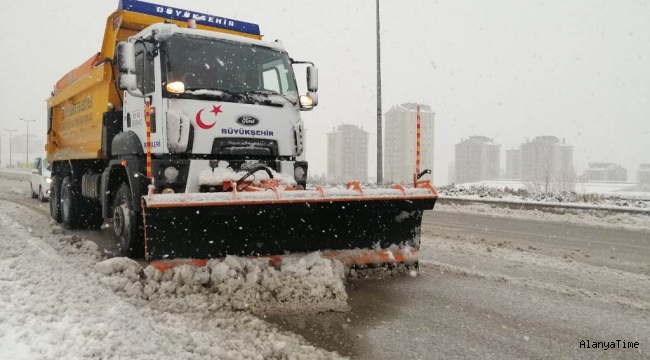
[196, 105, 222, 129]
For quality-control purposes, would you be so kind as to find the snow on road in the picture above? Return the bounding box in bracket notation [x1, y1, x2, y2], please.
[0, 201, 347, 360]
[96, 253, 348, 315]
[420, 236, 650, 311]
[436, 202, 650, 231]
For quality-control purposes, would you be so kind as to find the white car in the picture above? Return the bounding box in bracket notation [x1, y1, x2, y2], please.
[30, 157, 51, 202]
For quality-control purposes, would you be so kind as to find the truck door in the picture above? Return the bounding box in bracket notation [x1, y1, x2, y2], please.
[123, 42, 163, 153]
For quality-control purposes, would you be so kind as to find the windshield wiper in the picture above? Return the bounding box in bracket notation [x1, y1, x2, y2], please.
[185, 88, 240, 100]
[239, 90, 296, 105]
[183, 88, 293, 107]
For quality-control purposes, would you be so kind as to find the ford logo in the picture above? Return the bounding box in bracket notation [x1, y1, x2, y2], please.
[236, 116, 260, 126]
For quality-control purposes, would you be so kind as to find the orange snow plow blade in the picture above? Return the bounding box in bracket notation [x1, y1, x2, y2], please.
[149, 248, 420, 272]
[142, 181, 437, 266]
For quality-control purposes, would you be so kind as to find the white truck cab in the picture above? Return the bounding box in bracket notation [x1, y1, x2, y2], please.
[116, 22, 318, 193]
[31, 157, 51, 201]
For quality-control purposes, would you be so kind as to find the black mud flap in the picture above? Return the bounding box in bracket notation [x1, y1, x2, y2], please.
[142, 198, 436, 261]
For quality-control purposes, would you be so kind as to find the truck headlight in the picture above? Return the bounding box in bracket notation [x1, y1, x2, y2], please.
[299, 95, 313, 107]
[46, 177, 52, 183]
[164, 166, 179, 181]
[166, 81, 185, 94]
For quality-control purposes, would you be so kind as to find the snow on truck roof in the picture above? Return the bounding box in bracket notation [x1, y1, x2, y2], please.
[139, 24, 287, 52]
[51, 1, 271, 95]
[119, 0, 261, 36]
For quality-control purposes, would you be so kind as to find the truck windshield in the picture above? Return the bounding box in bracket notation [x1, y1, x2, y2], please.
[163, 35, 298, 102]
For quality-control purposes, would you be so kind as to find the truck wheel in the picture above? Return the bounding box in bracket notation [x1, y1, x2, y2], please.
[61, 176, 84, 229]
[61, 176, 103, 230]
[113, 183, 144, 258]
[31, 184, 38, 198]
[50, 175, 62, 223]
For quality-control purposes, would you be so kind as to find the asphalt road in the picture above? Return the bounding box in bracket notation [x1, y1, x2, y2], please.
[421, 210, 650, 276]
[1, 171, 649, 359]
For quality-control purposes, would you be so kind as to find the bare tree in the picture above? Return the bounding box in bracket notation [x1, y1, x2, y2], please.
[524, 150, 575, 196]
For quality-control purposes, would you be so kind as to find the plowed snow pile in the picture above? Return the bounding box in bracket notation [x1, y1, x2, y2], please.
[94, 253, 349, 315]
[0, 201, 346, 360]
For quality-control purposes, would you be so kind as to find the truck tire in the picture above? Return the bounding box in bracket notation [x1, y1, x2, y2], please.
[31, 184, 38, 198]
[61, 176, 84, 229]
[50, 175, 62, 223]
[113, 183, 144, 258]
[61, 176, 103, 230]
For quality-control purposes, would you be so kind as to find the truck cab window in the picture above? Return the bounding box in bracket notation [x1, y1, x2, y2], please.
[135, 43, 145, 93]
[262, 59, 289, 94]
[143, 44, 155, 94]
[262, 67, 281, 93]
[164, 35, 298, 102]
[135, 43, 155, 94]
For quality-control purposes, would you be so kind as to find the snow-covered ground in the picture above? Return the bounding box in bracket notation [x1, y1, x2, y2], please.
[436, 202, 650, 231]
[0, 167, 31, 175]
[0, 200, 347, 360]
[439, 183, 650, 209]
[449, 180, 650, 199]
[2, 171, 649, 359]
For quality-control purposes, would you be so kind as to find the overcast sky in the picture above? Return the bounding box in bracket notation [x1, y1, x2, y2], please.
[1, 0, 649, 183]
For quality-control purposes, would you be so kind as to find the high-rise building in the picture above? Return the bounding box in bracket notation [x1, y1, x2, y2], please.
[505, 148, 522, 179]
[326, 124, 368, 182]
[638, 164, 650, 184]
[454, 136, 500, 184]
[584, 163, 627, 182]
[384, 103, 435, 183]
[520, 136, 574, 180]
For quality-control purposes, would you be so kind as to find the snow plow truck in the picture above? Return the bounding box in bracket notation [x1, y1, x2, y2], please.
[46, 0, 438, 270]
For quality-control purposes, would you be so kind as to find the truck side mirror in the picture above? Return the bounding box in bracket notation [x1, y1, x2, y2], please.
[307, 66, 318, 92]
[117, 41, 144, 97]
[119, 73, 139, 93]
[117, 42, 136, 74]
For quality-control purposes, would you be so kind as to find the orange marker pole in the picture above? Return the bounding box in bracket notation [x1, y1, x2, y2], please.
[416, 105, 421, 175]
[145, 98, 152, 179]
